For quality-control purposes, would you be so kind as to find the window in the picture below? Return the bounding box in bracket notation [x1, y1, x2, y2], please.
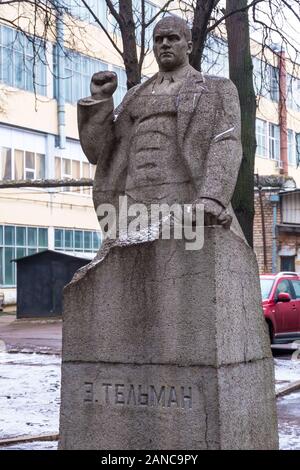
[280, 258, 295, 274]
[202, 35, 229, 78]
[112, 65, 127, 107]
[249, 57, 280, 102]
[0, 25, 47, 95]
[0, 147, 12, 180]
[65, 0, 109, 28]
[287, 75, 300, 112]
[54, 228, 101, 253]
[269, 65, 279, 102]
[256, 119, 268, 157]
[133, 0, 160, 46]
[0, 147, 46, 181]
[55, 48, 106, 103]
[255, 120, 299, 167]
[253, 57, 263, 96]
[291, 280, 300, 299]
[55, 156, 95, 194]
[108, 0, 159, 45]
[25, 152, 35, 180]
[275, 279, 294, 297]
[64, 0, 88, 20]
[269, 123, 280, 161]
[260, 278, 274, 301]
[288, 129, 296, 166]
[0, 225, 48, 287]
[296, 133, 300, 167]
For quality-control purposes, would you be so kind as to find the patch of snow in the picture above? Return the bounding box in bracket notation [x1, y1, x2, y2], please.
[0, 352, 61, 441]
[279, 421, 300, 450]
[274, 358, 300, 391]
[0, 352, 300, 450]
[1, 440, 58, 450]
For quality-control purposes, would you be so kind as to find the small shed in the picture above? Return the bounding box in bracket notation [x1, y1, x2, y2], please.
[13, 250, 92, 319]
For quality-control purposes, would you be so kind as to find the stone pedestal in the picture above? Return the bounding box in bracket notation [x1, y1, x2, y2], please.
[59, 227, 278, 449]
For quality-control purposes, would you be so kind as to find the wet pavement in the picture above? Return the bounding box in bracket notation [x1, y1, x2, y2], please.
[0, 315, 62, 355]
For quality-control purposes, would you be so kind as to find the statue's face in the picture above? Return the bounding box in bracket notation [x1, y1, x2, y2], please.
[153, 23, 192, 72]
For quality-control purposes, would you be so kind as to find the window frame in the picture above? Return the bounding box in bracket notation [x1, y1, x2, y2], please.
[0, 146, 46, 181]
[269, 123, 280, 161]
[0, 224, 48, 287]
[54, 155, 94, 195]
[288, 129, 297, 166]
[0, 24, 47, 96]
[54, 227, 101, 254]
[255, 118, 268, 158]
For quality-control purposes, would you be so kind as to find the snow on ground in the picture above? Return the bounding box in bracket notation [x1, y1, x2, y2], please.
[0, 352, 299, 450]
[0, 352, 61, 442]
[274, 358, 300, 392]
[277, 391, 300, 450]
[1, 440, 58, 450]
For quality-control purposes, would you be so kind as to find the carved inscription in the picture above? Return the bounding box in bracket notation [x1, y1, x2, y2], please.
[83, 382, 193, 410]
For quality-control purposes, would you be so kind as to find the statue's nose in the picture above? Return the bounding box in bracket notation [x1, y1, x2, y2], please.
[161, 37, 170, 47]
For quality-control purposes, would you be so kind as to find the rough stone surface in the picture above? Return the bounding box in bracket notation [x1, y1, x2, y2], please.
[60, 230, 279, 450]
[60, 17, 278, 450]
[62, 228, 271, 367]
[59, 360, 277, 450]
[78, 21, 243, 234]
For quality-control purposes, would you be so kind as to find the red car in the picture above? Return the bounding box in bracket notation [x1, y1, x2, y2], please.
[260, 272, 300, 343]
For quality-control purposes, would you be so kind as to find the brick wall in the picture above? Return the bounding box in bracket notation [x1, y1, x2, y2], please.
[254, 188, 300, 273]
[253, 189, 281, 273]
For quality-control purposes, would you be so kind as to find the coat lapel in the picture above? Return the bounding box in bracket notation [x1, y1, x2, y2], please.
[177, 69, 206, 151]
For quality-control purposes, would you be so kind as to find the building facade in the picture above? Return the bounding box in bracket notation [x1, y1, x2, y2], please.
[0, 0, 165, 308]
[1, 1, 300, 309]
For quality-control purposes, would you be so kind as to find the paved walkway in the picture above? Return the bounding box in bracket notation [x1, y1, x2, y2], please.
[0, 314, 62, 354]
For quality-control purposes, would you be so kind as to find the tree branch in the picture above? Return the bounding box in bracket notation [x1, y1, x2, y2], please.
[280, 0, 300, 23]
[80, 0, 123, 58]
[207, 0, 265, 32]
[145, 0, 174, 28]
[105, 0, 122, 25]
[0, 178, 93, 189]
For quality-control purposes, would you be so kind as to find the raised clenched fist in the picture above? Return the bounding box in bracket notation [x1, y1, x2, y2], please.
[90, 71, 118, 100]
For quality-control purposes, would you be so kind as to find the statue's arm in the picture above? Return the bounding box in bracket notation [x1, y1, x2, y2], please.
[200, 78, 242, 209]
[77, 97, 115, 165]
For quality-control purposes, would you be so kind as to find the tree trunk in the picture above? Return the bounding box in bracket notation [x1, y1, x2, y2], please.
[119, 0, 141, 88]
[190, 0, 216, 70]
[225, 0, 257, 247]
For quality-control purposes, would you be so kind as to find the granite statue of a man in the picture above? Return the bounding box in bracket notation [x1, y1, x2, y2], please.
[78, 16, 243, 236]
[59, 17, 278, 450]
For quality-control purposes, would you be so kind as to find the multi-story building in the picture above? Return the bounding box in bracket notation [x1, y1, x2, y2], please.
[251, 50, 300, 274]
[1, 1, 300, 309]
[0, 0, 164, 309]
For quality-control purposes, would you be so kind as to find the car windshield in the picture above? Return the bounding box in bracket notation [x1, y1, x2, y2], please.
[260, 279, 274, 300]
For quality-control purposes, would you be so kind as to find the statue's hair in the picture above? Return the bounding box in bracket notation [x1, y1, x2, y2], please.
[153, 16, 192, 42]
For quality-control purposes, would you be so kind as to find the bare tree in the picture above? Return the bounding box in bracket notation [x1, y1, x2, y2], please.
[226, 0, 257, 247]
[176, 0, 300, 245]
[0, 0, 174, 90]
[1, 0, 300, 246]
[80, 0, 175, 87]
